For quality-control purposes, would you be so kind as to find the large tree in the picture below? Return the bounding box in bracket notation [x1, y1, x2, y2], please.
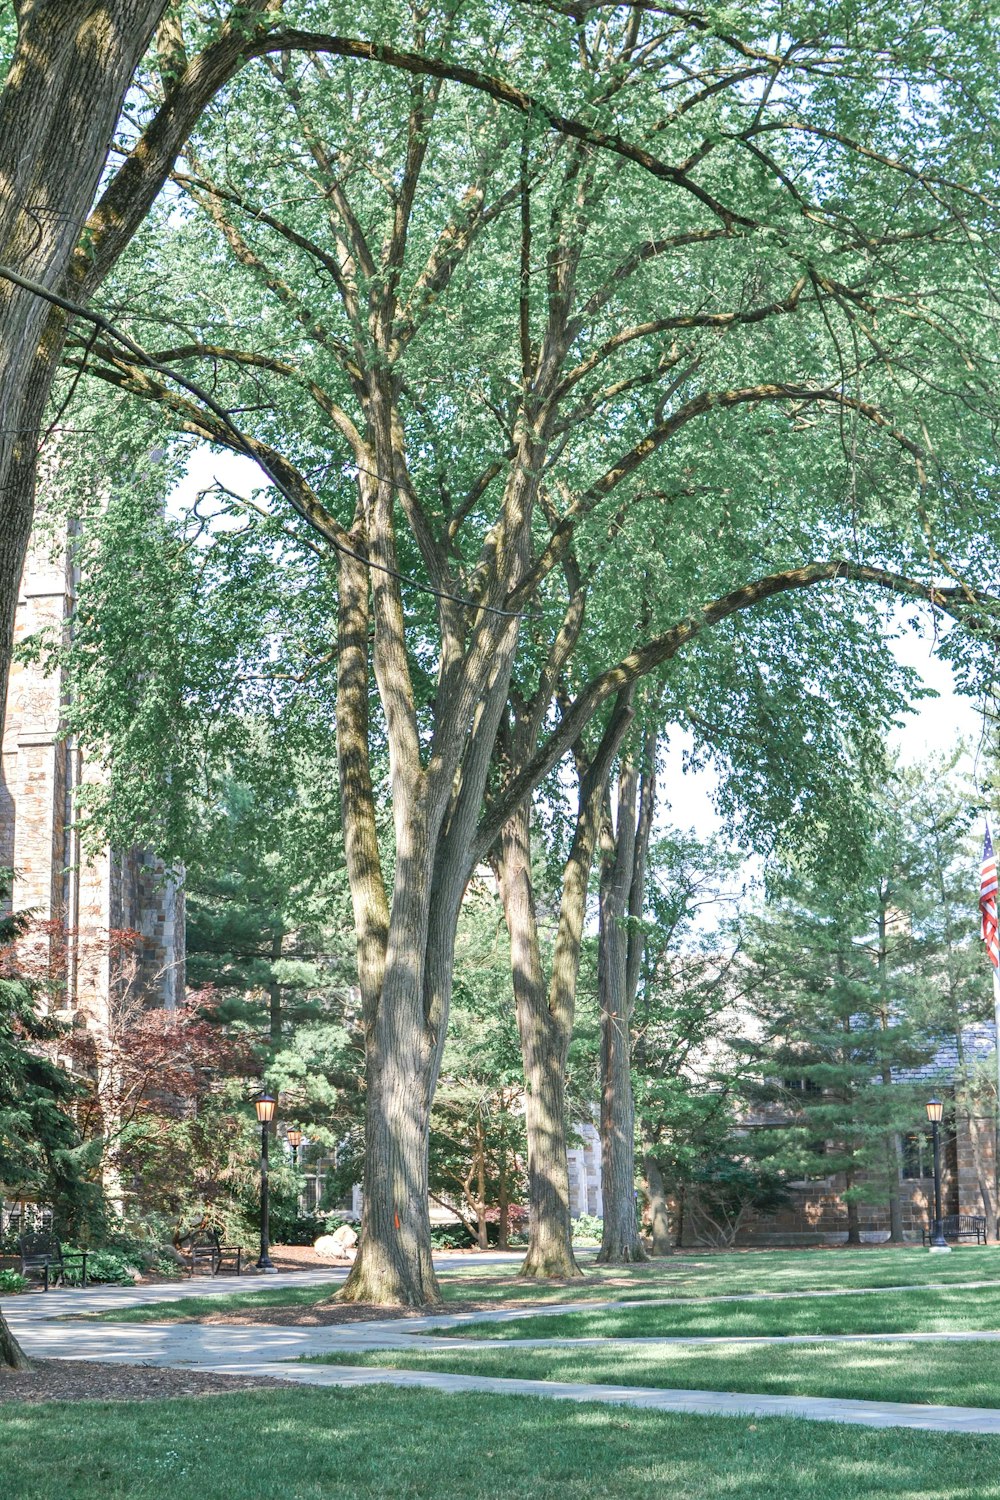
[31, 0, 1000, 1309]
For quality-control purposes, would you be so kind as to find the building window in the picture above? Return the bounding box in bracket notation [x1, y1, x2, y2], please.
[901, 1131, 932, 1180]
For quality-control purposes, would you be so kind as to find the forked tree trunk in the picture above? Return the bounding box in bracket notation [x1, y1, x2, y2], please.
[496, 694, 635, 1279]
[334, 428, 529, 1304]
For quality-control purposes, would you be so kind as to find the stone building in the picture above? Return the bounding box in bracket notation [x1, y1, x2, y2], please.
[0, 514, 184, 1038]
[700, 1025, 999, 1246]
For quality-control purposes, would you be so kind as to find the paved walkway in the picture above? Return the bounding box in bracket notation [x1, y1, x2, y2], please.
[11, 1269, 1000, 1434]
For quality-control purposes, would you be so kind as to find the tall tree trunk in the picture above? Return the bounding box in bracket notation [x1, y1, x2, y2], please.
[344, 1018, 440, 1306]
[0, 1, 169, 722]
[335, 417, 529, 1303]
[597, 725, 656, 1265]
[495, 694, 635, 1279]
[644, 1152, 672, 1255]
[596, 758, 644, 1262]
[0, 0, 168, 1372]
[496, 804, 581, 1279]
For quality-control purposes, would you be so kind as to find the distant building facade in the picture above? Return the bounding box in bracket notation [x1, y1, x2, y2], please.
[694, 1026, 999, 1247]
[0, 513, 184, 1039]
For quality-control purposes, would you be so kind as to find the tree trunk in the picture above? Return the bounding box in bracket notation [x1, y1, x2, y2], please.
[0, 1, 169, 721]
[497, 804, 582, 1280]
[845, 1171, 862, 1246]
[596, 726, 656, 1266]
[520, 1029, 581, 1277]
[495, 694, 635, 1280]
[596, 757, 646, 1263]
[887, 1131, 905, 1244]
[0, 0, 168, 1372]
[0, 1314, 29, 1373]
[340, 1006, 441, 1306]
[644, 1153, 672, 1255]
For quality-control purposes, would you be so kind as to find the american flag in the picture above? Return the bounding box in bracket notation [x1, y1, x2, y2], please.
[981, 826, 999, 970]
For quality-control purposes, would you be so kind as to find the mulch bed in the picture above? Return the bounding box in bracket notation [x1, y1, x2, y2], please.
[193, 1300, 422, 1325]
[196, 1286, 584, 1327]
[0, 1359, 294, 1405]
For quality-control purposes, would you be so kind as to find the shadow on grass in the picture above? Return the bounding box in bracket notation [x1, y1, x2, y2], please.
[2, 1386, 1000, 1499]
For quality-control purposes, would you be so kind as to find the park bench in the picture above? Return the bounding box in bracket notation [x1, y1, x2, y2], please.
[921, 1214, 987, 1246]
[18, 1232, 88, 1291]
[179, 1229, 245, 1277]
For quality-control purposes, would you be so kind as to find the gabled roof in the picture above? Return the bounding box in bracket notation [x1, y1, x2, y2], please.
[893, 1023, 997, 1084]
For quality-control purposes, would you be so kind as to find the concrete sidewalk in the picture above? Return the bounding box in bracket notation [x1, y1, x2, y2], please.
[11, 1263, 1000, 1435]
[198, 1361, 1000, 1434]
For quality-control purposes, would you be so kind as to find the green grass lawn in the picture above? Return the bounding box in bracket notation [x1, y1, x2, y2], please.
[304, 1336, 1000, 1409]
[5, 1385, 1000, 1499]
[440, 1285, 1000, 1340]
[437, 1246, 1000, 1304]
[97, 1282, 346, 1324]
[93, 1245, 1000, 1323]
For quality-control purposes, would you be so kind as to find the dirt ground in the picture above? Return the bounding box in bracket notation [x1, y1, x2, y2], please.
[0, 1359, 293, 1405]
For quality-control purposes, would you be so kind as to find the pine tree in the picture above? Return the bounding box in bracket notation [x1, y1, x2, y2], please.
[746, 866, 931, 1245]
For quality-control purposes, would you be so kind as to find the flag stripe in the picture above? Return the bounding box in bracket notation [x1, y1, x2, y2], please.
[981, 827, 999, 970]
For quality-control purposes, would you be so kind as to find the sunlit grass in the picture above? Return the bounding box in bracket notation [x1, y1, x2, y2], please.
[440, 1284, 1000, 1341]
[94, 1283, 345, 1323]
[304, 1336, 1000, 1409]
[4, 1386, 1000, 1499]
[92, 1245, 1000, 1323]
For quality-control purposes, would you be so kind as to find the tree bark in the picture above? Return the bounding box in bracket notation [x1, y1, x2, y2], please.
[0, 1, 168, 721]
[495, 693, 635, 1278]
[0, 1314, 29, 1372]
[0, 0, 169, 1372]
[845, 1170, 862, 1246]
[595, 758, 644, 1262]
[597, 724, 656, 1264]
[644, 1152, 672, 1255]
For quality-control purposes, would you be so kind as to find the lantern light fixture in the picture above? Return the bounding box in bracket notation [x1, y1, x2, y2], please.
[925, 1098, 944, 1124]
[255, 1092, 277, 1124]
[286, 1128, 303, 1148]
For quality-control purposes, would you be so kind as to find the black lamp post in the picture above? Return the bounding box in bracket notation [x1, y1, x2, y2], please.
[255, 1092, 277, 1271]
[286, 1127, 302, 1168]
[926, 1097, 951, 1252]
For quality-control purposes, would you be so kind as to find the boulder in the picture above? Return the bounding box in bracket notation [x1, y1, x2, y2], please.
[313, 1226, 358, 1261]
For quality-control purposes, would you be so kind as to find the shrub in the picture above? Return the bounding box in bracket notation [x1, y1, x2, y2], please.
[571, 1214, 604, 1245]
[63, 1248, 140, 1285]
[0, 1269, 28, 1293]
[266, 1208, 329, 1246]
[430, 1223, 476, 1249]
